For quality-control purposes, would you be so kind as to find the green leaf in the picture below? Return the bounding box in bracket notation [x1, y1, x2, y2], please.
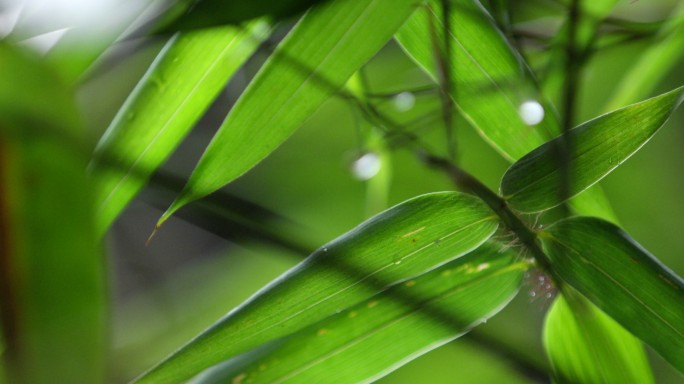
[544, 291, 654, 384]
[395, 0, 560, 162]
[501, 85, 684, 213]
[0, 44, 106, 383]
[136, 192, 498, 383]
[158, 0, 422, 225]
[154, 0, 330, 33]
[89, 22, 268, 233]
[541, 216, 684, 372]
[189, 242, 525, 384]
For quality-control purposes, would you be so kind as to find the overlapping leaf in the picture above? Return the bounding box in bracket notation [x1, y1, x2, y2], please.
[136, 192, 498, 383]
[501, 85, 684, 213]
[541, 217, 684, 372]
[0, 44, 106, 383]
[90, 22, 268, 233]
[189, 242, 525, 384]
[544, 291, 653, 384]
[158, 0, 422, 226]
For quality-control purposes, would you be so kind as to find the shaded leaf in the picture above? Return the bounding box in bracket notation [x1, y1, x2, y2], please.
[541, 217, 684, 372]
[136, 192, 498, 383]
[158, 0, 421, 225]
[0, 44, 106, 383]
[501, 85, 684, 213]
[90, 22, 268, 233]
[395, 0, 560, 161]
[190, 242, 525, 384]
[544, 291, 653, 384]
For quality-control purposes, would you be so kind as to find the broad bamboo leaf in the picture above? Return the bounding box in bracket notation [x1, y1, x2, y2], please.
[501, 85, 684, 213]
[154, 0, 330, 33]
[0, 44, 105, 383]
[541, 217, 684, 372]
[190, 243, 525, 384]
[136, 192, 498, 383]
[158, 0, 422, 226]
[395, 0, 560, 161]
[90, 22, 268, 233]
[544, 291, 653, 384]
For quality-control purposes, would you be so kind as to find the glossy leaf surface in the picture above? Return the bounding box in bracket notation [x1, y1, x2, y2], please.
[190, 242, 525, 384]
[159, 0, 421, 225]
[541, 217, 684, 372]
[502, 86, 684, 213]
[137, 192, 498, 383]
[90, 23, 268, 233]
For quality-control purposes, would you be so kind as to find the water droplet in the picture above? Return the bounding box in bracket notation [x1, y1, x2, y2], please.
[518, 100, 545, 126]
[529, 291, 537, 297]
[322, 247, 328, 253]
[393, 91, 416, 111]
[351, 152, 381, 180]
[394, 260, 402, 265]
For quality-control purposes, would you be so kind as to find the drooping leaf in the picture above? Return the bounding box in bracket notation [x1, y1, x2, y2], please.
[189, 242, 525, 384]
[153, 0, 331, 33]
[90, 22, 269, 234]
[136, 192, 498, 383]
[543, 290, 654, 384]
[158, 0, 422, 225]
[0, 44, 106, 383]
[541, 217, 684, 372]
[395, 0, 560, 162]
[501, 85, 684, 213]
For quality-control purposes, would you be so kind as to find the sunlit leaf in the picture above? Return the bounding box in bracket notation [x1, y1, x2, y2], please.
[544, 291, 653, 384]
[189, 242, 525, 384]
[501, 85, 684, 213]
[158, 0, 422, 225]
[395, 0, 560, 162]
[0, 44, 105, 383]
[89, 22, 268, 233]
[541, 217, 684, 372]
[136, 192, 498, 383]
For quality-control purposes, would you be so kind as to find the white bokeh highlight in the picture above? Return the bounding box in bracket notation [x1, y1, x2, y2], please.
[351, 152, 382, 181]
[518, 100, 545, 126]
[393, 91, 416, 112]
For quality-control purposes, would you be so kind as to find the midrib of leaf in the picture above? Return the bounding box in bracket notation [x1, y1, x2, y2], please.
[94, 30, 248, 214]
[270, 262, 527, 383]
[545, 234, 684, 339]
[191, 214, 496, 354]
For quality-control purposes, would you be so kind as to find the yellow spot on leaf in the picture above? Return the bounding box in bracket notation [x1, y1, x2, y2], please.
[367, 300, 379, 308]
[348, 311, 358, 318]
[233, 373, 247, 384]
[317, 328, 329, 336]
[405, 280, 416, 287]
[401, 226, 426, 238]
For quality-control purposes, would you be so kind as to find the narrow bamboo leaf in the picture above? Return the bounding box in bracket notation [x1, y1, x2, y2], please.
[89, 22, 268, 234]
[604, 3, 684, 111]
[190, 243, 525, 384]
[158, 0, 422, 225]
[136, 192, 498, 383]
[154, 0, 330, 33]
[501, 85, 684, 213]
[395, 0, 560, 161]
[541, 217, 684, 372]
[544, 291, 654, 384]
[0, 44, 105, 383]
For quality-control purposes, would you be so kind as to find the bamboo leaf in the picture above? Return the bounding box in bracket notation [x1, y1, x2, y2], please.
[543, 291, 654, 384]
[136, 192, 498, 383]
[501, 85, 684, 213]
[189, 242, 525, 384]
[89, 22, 268, 233]
[158, 0, 422, 226]
[541, 217, 684, 372]
[0, 44, 106, 383]
[395, 0, 560, 162]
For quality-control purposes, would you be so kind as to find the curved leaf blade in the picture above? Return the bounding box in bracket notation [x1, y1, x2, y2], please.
[544, 291, 654, 384]
[190, 243, 525, 384]
[395, 0, 560, 162]
[136, 192, 498, 383]
[0, 44, 106, 383]
[541, 217, 684, 372]
[502, 85, 684, 213]
[89, 23, 268, 233]
[158, 0, 422, 225]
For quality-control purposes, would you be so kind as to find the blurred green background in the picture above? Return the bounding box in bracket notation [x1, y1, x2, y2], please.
[68, 0, 684, 382]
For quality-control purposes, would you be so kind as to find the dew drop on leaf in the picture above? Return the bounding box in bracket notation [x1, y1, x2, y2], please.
[518, 100, 545, 126]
